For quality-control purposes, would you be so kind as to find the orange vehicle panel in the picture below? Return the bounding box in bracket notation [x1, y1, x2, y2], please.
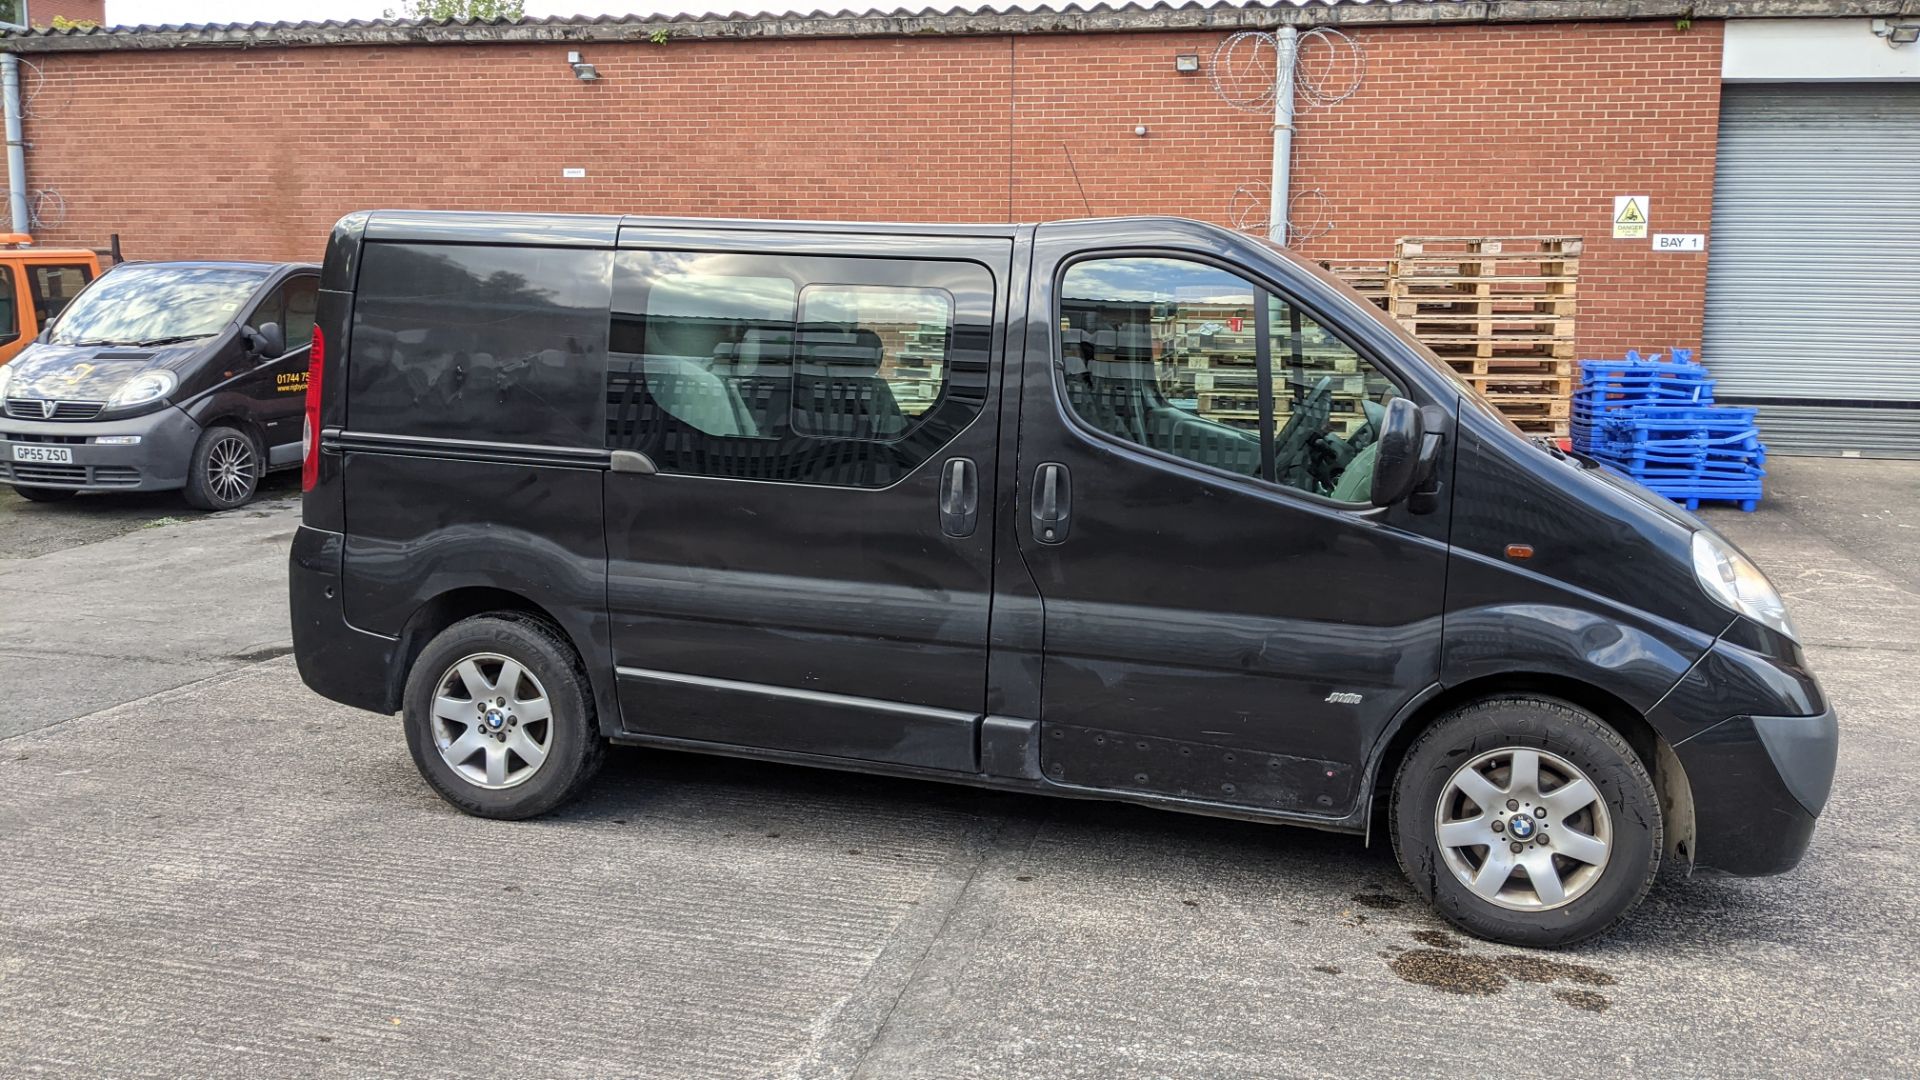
[0, 237, 104, 366]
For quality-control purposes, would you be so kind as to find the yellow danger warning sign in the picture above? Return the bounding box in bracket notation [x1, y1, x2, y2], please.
[1613, 195, 1649, 239]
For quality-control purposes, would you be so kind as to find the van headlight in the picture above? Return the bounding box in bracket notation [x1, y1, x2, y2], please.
[1691, 530, 1798, 641]
[0, 362, 14, 400]
[108, 370, 178, 409]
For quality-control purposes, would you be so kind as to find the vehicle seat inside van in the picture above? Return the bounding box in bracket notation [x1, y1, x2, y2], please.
[1064, 326, 1261, 477]
[721, 328, 795, 438]
[793, 326, 910, 440]
[639, 352, 758, 437]
[1326, 440, 1378, 503]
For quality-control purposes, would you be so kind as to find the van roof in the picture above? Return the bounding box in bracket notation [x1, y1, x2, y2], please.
[0, 233, 101, 258]
[110, 259, 320, 272]
[354, 209, 1245, 248]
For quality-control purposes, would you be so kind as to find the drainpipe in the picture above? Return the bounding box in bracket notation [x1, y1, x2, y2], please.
[2, 49, 26, 236]
[1268, 24, 1298, 246]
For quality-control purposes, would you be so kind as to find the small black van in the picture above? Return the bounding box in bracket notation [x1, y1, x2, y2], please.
[0, 260, 319, 508]
[290, 212, 1836, 946]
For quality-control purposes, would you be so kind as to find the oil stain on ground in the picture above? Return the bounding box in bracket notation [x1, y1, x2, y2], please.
[1388, 949, 1509, 995]
[1387, 932, 1617, 1007]
[1553, 988, 1611, 1013]
[1350, 892, 1405, 910]
[1410, 929, 1464, 950]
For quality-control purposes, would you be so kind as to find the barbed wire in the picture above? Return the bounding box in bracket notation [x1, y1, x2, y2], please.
[1211, 31, 1283, 114]
[18, 57, 69, 122]
[1228, 183, 1334, 245]
[0, 188, 70, 231]
[1212, 27, 1365, 246]
[1294, 28, 1366, 109]
[1209, 27, 1366, 115]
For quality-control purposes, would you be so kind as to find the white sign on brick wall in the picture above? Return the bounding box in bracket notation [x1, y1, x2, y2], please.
[1654, 233, 1706, 252]
[1613, 195, 1650, 239]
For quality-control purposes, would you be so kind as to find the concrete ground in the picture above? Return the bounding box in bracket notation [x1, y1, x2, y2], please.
[0, 457, 1914, 1079]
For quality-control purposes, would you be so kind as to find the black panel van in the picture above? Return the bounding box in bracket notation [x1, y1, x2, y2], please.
[290, 212, 1836, 947]
[0, 260, 319, 508]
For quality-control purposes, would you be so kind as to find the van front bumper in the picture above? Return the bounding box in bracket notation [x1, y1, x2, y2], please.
[0, 407, 201, 492]
[1673, 705, 1838, 876]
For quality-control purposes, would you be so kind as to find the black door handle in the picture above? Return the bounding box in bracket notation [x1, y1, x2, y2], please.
[1031, 462, 1071, 545]
[939, 456, 978, 538]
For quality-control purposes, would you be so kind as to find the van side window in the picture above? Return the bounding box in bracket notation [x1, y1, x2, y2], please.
[29, 264, 93, 327]
[246, 276, 318, 352]
[608, 250, 991, 488]
[246, 284, 286, 341]
[0, 268, 18, 344]
[612, 270, 795, 439]
[1059, 258, 1263, 478]
[1059, 257, 1400, 503]
[796, 285, 952, 429]
[1266, 295, 1402, 500]
[349, 243, 613, 448]
[283, 277, 319, 348]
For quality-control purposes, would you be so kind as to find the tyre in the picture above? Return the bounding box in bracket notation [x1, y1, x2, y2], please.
[1391, 696, 1661, 948]
[182, 424, 262, 510]
[402, 613, 606, 819]
[13, 485, 78, 503]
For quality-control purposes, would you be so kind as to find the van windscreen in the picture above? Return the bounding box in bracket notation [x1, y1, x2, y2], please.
[50, 264, 267, 347]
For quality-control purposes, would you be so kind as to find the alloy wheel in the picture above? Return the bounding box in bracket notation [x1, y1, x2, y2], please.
[207, 434, 257, 505]
[430, 653, 555, 790]
[1433, 747, 1613, 911]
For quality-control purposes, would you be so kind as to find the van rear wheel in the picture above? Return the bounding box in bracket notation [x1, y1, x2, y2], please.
[402, 614, 606, 819]
[1390, 696, 1661, 948]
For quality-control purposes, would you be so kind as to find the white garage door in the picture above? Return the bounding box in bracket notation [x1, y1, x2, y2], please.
[1704, 83, 1920, 457]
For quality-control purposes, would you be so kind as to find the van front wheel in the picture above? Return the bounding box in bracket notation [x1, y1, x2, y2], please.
[1390, 697, 1661, 948]
[182, 424, 262, 510]
[402, 614, 606, 819]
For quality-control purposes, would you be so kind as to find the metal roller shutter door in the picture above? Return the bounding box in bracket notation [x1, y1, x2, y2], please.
[1704, 83, 1920, 457]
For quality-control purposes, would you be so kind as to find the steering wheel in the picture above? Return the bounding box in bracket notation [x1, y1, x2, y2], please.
[1273, 376, 1333, 487]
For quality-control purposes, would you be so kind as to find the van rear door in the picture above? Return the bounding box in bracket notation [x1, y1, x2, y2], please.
[602, 225, 1015, 772]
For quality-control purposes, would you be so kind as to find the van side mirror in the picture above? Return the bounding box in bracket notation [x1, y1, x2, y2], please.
[1369, 397, 1426, 506]
[246, 321, 286, 359]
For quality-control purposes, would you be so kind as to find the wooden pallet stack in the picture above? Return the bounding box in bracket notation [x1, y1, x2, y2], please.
[1389, 236, 1581, 438]
[1319, 260, 1392, 313]
[1171, 306, 1375, 439]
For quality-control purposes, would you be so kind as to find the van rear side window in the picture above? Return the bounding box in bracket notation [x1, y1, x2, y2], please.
[347, 243, 613, 448]
[606, 249, 992, 488]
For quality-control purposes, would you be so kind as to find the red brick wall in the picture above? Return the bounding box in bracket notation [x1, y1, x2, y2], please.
[28, 0, 105, 27]
[21, 20, 1722, 359]
[1290, 21, 1724, 361]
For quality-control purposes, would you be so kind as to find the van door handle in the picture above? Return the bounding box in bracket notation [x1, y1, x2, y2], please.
[938, 456, 978, 538]
[1032, 462, 1071, 545]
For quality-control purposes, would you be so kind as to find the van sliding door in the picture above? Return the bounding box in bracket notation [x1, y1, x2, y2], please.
[602, 226, 1014, 772]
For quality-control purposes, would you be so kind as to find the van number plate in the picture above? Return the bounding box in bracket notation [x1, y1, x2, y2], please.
[11, 445, 72, 464]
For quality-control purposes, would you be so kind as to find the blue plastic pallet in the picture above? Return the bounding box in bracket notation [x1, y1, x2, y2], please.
[1576, 349, 1766, 511]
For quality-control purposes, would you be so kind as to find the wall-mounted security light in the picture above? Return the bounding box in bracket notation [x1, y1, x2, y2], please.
[1871, 19, 1919, 47]
[1174, 53, 1201, 73]
[1134, 125, 1150, 137]
[567, 51, 601, 81]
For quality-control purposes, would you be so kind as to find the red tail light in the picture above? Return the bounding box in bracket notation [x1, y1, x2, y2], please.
[301, 326, 325, 492]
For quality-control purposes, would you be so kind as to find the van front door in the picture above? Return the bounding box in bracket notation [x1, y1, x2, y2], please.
[1017, 241, 1450, 819]
[602, 227, 1013, 772]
